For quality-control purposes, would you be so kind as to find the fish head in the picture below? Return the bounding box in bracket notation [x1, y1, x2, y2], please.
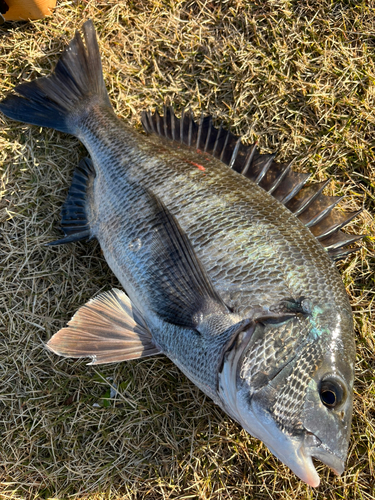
[218, 303, 355, 487]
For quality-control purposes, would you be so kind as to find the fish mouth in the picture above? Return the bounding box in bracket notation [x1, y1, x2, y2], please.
[238, 403, 346, 487]
[309, 445, 345, 477]
[267, 434, 345, 488]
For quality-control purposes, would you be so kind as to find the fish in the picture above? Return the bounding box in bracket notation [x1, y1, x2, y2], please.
[0, 20, 363, 488]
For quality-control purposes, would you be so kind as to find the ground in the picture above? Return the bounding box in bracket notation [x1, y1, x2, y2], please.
[0, 0, 374, 499]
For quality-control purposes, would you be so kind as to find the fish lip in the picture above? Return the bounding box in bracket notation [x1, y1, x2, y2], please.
[304, 431, 346, 476]
[240, 407, 345, 487]
[268, 434, 345, 488]
[297, 433, 345, 486]
[267, 441, 321, 487]
[308, 445, 345, 477]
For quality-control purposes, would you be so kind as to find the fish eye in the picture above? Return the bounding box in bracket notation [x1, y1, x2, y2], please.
[319, 378, 345, 409]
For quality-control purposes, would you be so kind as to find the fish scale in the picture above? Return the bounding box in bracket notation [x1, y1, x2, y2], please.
[0, 20, 359, 488]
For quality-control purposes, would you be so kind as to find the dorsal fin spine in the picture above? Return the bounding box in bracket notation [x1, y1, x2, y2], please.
[255, 153, 276, 184]
[279, 172, 311, 204]
[220, 129, 231, 162]
[180, 109, 185, 144]
[148, 110, 156, 134]
[141, 111, 150, 134]
[303, 196, 343, 228]
[190, 109, 194, 146]
[287, 180, 331, 216]
[267, 162, 292, 194]
[204, 116, 213, 152]
[163, 105, 168, 139]
[324, 233, 363, 251]
[329, 244, 362, 261]
[156, 111, 162, 136]
[241, 144, 257, 175]
[212, 123, 223, 157]
[315, 210, 362, 240]
[144, 111, 151, 133]
[196, 113, 205, 149]
[171, 106, 176, 141]
[229, 138, 242, 169]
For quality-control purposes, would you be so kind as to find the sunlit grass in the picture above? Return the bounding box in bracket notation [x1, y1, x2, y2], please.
[0, 0, 374, 498]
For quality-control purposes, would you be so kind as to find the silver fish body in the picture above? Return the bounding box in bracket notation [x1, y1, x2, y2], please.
[0, 21, 358, 487]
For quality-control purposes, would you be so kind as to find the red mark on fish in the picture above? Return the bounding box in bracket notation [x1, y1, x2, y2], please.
[189, 161, 205, 171]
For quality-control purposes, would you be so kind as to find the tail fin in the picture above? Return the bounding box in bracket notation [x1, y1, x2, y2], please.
[0, 20, 111, 134]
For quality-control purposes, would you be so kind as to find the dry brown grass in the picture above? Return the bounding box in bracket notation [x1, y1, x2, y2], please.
[0, 0, 374, 499]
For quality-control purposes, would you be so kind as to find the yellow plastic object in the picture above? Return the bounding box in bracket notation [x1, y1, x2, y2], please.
[2, 0, 56, 20]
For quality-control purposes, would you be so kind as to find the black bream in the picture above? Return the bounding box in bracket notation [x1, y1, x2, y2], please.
[0, 20, 363, 487]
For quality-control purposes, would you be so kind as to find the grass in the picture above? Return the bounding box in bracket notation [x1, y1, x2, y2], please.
[0, 0, 374, 498]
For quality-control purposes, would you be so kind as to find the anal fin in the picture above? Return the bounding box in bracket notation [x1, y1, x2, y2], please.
[47, 288, 161, 364]
[48, 157, 95, 246]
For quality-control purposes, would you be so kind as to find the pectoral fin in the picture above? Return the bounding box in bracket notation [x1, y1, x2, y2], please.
[47, 288, 161, 364]
[141, 189, 231, 332]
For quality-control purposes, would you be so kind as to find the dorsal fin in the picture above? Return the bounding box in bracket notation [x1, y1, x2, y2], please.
[141, 107, 364, 261]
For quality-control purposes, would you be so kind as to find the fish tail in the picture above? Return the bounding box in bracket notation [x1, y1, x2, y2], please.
[0, 20, 111, 134]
